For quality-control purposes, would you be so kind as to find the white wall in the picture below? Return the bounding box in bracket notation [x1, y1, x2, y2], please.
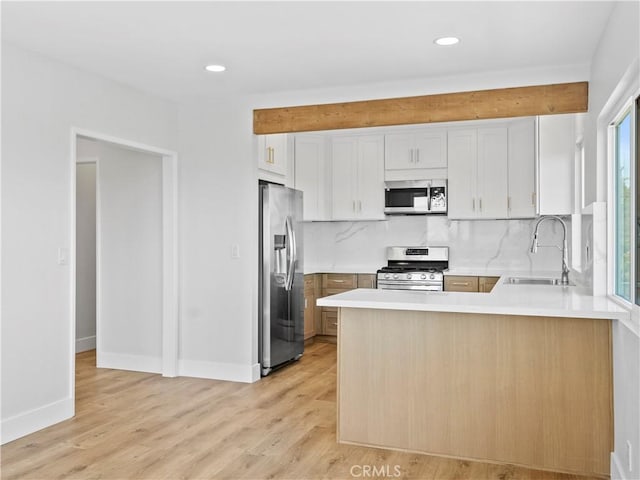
[177, 98, 259, 381]
[75, 161, 97, 352]
[0, 43, 177, 444]
[97, 141, 164, 373]
[583, 3, 640, 479]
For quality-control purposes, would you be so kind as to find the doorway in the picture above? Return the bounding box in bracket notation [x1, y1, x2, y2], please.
[71, 129, 178, 389]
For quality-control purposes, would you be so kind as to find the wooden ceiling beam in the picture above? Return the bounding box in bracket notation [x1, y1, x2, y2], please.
[253, 81, 588, 134]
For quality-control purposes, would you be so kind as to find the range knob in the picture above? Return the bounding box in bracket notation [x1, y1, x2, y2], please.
[406, 274, 412, 280]
[429, 273, 435, 280]
[420, 274, 427, 280]
[384, 273, 390, 279]
[393, 274, 399, 279]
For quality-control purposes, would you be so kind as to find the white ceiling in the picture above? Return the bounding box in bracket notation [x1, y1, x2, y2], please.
[1, 1, 615, 103]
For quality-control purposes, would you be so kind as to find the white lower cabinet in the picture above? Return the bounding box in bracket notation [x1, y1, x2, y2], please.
[294, 135, 327, 221]
[330, 135, 384, 220]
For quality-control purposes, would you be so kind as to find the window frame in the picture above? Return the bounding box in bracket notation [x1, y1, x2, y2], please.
[607, 92, 639, 316]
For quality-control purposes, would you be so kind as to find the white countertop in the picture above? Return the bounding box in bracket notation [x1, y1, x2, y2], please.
[317, 273, 630, 321]
[304, 266, 378, 275]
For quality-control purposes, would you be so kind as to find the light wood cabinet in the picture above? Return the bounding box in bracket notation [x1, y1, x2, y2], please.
[257, 134, 287, 177]
[322, 273, 357, 290]
[357, 274, 376, 288]
[311, 272, 376, 339]
[294, 135, 326, 221]
[303, 275, 318, 340]
[338, 309, 612, 477]
[478, 276, 500, 293]
[445, 275, 499, 293]
[321, 310, 338, 336]
[384, 129, 447, 180]
[330, 135, 385, 220]
[444, 275, 479, 292]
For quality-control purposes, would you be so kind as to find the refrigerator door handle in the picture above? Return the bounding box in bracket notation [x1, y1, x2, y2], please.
[285, 215, 296, 291]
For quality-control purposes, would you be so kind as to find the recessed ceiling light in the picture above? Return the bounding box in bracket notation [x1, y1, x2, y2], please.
[204, 64, 226, 73]
[434, 36, 460, 46]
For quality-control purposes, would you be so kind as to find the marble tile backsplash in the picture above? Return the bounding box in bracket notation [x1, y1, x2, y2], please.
[303, 215, 572, 274]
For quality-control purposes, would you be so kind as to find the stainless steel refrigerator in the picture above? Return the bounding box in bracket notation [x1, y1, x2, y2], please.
[259, 183, 304, 376]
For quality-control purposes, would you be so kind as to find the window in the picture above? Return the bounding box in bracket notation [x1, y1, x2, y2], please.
[611, 95, 639, 305]
[614, 109, 632, 301]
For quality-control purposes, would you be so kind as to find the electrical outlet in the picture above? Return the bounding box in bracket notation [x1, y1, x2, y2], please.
[57, 247, 69, 265]
[627, 440, 633, 472]
[231, 244, 240, 259]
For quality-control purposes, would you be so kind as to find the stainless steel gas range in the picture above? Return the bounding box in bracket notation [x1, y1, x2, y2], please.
[377, 246, 449, 291]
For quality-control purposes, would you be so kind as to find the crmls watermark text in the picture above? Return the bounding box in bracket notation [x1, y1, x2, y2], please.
[350, 464, 402, 477]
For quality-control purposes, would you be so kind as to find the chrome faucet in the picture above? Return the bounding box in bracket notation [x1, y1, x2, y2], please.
[530, 215, 570, 286]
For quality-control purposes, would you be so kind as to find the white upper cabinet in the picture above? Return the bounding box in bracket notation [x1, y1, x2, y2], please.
[447, 129, 478, 219]
[448, 118, 536, 220]
[258, 133, 287, 177]
[536, 114, 575, 216]
[384, 128, 447, 180]
[330, 134, 384, 221]
[294, 135, 326, 221]
[448, 127, 509, 219]
[476, 127, 509, 218]
[508, 118, 536, 218]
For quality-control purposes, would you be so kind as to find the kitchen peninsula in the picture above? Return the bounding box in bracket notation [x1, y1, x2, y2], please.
[318, 279, 629, 477]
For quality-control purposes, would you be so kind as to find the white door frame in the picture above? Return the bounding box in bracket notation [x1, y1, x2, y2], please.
[70, 127, 179, 390]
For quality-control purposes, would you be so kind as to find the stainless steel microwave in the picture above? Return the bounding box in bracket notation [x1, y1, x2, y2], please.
[384, 180, 447, 215]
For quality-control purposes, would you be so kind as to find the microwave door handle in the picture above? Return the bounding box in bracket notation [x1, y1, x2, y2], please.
[285, 216, 296, 291]
[427, 187, 432, 212]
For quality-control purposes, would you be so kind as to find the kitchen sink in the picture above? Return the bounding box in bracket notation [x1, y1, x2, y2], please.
[504, 277, 575, 286]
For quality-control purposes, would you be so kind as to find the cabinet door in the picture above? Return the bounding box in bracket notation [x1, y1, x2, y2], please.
[508, 118, 536, 218]
[444, 276, 479, 292]
[304, 294, 315, 339]
[477, 127, 508, 219]
[447, 129, 478, 219]
[356, 135, 385, 220]
[384, 133, 414, 170]
[294, 135, 325, 221]
[321, 310, 338, 336]
[478, 276, 499, 293]
[537, 114, 574, 215]
[357, 274, 376, 288]
[331, 137, 358, 220]
[414, 129, 447, 169]
[258, 134, 287, 176]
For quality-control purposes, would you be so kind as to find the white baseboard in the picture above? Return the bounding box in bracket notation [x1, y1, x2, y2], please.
[178, 359, 261, 383]
[97, 352, 162, 374]
[76, 335, 96, 353]
[611, 451, 627, 480]
[1, 397, 74, 445]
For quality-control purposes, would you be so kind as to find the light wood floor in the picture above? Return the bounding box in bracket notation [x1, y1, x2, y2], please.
[1, 342, 602, 480]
